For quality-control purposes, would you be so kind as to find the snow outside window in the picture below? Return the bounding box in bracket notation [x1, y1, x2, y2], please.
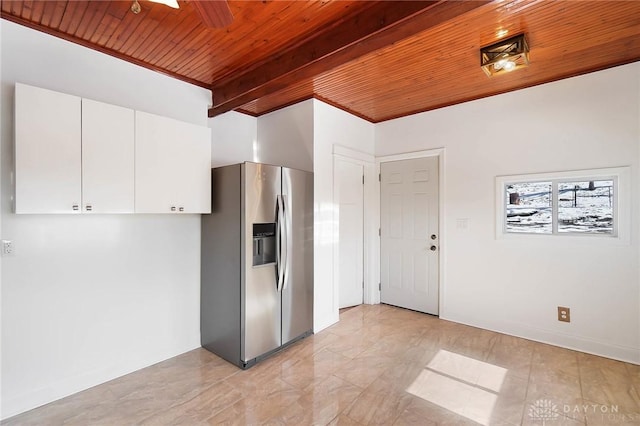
[505, 181, 552, 234]
[496, 167, 630, 243]
[557, 180, 614, 234]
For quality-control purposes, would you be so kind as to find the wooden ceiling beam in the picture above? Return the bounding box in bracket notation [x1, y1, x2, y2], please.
[208, 0, 490, 118]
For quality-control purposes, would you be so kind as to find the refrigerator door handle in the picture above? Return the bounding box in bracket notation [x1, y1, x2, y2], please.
[282, 194, 292, 291]
[276, 195, 286, 292]
[279, 195, 288, 292]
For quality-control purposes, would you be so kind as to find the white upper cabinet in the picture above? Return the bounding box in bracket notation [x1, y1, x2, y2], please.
[135, 111, 211, 214]
[15, 83, 82, 213]
[15, 83, 211, 215]
[82, 98, 135, 213]
[171, 121, 212, 213]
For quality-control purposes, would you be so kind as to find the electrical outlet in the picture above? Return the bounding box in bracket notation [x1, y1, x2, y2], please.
[2, 240, 14, 256]
[558, 306, 570, 323]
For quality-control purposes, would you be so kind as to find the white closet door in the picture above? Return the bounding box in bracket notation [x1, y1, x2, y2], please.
[336, 158, 364, 308]
[82, 99, 134, 213]
[15, 83, 81, 214]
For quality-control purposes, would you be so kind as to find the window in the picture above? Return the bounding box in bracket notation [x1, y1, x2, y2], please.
[496, 167, 630, 241]
[505, 181, 552, 234]
[557, 180, 613, 234]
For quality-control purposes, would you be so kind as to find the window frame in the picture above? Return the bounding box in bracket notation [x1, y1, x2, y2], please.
[495, 167, 630, 244]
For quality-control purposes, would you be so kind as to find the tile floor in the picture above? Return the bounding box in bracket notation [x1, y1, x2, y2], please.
[3, 304, 639, 425]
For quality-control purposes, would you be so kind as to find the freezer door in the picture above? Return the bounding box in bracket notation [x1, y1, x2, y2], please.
[242, 162, 282, 362]
[282, 167, 314, 344]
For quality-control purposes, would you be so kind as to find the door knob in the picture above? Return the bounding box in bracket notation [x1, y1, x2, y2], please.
[430, 245, 437, 251]
[430, 234, 437, 240]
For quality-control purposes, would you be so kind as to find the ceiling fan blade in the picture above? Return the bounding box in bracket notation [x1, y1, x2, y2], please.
[190, 0, 234, 28]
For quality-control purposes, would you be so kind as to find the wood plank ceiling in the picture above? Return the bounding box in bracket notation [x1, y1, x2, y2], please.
[2, 0, 640, 123]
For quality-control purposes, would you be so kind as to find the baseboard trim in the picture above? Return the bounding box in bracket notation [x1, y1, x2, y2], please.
[1, 343, 201, 420]
[441, 312, 639, 365]
[314, 314, 339, 334]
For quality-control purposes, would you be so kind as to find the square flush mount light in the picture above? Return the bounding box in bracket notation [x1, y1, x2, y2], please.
[480, 33, 529, 77]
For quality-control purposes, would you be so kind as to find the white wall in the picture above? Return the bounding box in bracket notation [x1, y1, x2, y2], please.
[1, 21, 211, 418]
[376, 63, 640, 364]
[257, 100, 314, 172]
[313, 100, 375, 331]
[209, 111, 257, 167]
[209, 101, 312, 171]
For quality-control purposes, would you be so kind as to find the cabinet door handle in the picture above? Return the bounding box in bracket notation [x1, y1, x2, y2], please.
[85, 204, 92, 212]
[72, 204, 79, 211]
[171, 206, 176, 212]
[179, 207, 184, 212]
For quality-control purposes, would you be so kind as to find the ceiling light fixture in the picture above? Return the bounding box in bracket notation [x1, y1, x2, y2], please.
[132, 0, 179, 15]
[149, 0, 180, 9]
[131, 0, 141, 14]
[480, 33, 529, 77]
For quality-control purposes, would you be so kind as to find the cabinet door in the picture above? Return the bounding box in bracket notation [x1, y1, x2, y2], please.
[135, 111, 211, 213]
[135, 111, 176, 213]
[15, 83, 81, 213]
[82, 99, 135, 213]
[174, 122, 211, 213]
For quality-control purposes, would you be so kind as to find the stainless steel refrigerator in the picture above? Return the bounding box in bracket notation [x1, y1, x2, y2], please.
[201, 162, 314, 368]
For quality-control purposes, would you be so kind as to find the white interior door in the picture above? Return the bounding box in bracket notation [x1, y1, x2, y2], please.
[336, 158, 364, 308]
[380, 156, 439, 315]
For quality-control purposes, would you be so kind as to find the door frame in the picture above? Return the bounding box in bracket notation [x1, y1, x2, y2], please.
[375, 148, 445, 314]
[333, 145, 376, 308]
